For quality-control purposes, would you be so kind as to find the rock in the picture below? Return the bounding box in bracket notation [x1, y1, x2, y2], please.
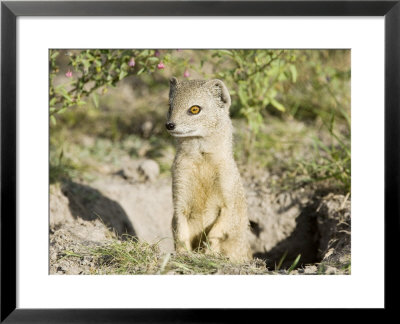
[50, 184, 75, 227]
[141, 120, 153, 138]
[324, 266, 338, 275]
[115, 165, 137, 182]
[304, 265, 318, 274]
[137, 159, 160, 182]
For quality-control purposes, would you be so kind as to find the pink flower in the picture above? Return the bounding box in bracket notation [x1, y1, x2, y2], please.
[176, 49, 182, 52]
[154, 50, 160, 57]
[157, 62, 165, 70]
[128, 57, 135, 67]
[183, 69, 190, 78]
[65, 70, 72, 78]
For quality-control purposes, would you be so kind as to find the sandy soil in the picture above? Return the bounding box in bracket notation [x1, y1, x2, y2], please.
[50, 157, 350, 275]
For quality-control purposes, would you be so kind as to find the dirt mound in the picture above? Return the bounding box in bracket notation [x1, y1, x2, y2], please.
[50, 219, 116, 274]
[50, 160, 350, 274]
[316, 193, 351, 267]
[245, 170, 350, 271]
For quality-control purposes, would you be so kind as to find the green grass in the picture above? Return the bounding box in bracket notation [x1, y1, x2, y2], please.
[51, 113, 350, 193]
[91, 237, 161, 274]
[50, 146, 87, 184]
[287, 254, 301, 273]
[58, 235, 272, 275]
[58, 234, 350, 275]
[293, 135, 350, 192]
[234, 114, 350, 194]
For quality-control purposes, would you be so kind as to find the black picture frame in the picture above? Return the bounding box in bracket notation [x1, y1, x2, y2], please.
[1, 0, 398, 321]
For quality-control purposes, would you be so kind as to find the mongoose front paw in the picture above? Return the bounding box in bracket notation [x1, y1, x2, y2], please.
[175, 240, 191, 253]
[205, 238, 222, 254]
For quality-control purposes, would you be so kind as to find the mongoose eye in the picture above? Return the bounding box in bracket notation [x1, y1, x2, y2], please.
[189, 105, 201, 115]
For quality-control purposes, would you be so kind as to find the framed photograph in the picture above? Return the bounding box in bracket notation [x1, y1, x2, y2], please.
[1, 0, 398, 321]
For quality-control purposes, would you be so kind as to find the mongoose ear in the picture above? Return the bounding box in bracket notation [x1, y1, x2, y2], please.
[207, 79, 231, 109]
[170, 77, 179, 87]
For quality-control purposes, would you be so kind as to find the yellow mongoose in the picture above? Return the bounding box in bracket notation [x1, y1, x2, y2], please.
[166, 77, 251, 262]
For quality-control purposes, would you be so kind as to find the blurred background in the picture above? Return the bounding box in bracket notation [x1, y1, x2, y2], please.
[50, 49, 350, 192]
[49, 49, 351, 274]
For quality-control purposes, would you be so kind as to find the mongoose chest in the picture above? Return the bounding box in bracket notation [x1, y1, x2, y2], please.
[174, 152, 224, 225]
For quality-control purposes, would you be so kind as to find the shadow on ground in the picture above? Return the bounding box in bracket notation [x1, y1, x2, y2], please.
[253, 201, 321, 269]
[61, 180, 136, 237]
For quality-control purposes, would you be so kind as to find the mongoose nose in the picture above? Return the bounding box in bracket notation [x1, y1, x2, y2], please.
[165, 122, 176, 131]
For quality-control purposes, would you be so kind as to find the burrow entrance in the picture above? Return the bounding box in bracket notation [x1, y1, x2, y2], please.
[246, 188, 351, 270]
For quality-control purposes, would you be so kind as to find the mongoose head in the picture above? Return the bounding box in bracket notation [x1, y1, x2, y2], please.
[166, 77, 231, 138]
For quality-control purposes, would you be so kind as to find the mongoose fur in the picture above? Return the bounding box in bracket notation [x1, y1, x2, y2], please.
[166, 77, 251, 262]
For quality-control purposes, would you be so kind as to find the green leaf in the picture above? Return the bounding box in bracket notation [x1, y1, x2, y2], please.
[77, 100, 87, 106]
[289, 64, 297, 83]
[163, 54, 171, 63]
[82, 60, 91, 70]
[217, 50, 233, 56]
[119, 70, 128, 80]
[59, 148, 64, 162]
[49, 97, 58, 106]
[137, 50, 149, 57]
[271, 99, 286, 112]
[147, 57, 159, 64]
[61, 93, 73, 102]
[92, 93, 99, 108]
[276, 251, 288, 270]
[262, 97, 270, 106]
[50, 51, 59, 60]
[50, 115, 57, 126]
[57, 108, 67, 115]
[288, 254, 301, 273]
